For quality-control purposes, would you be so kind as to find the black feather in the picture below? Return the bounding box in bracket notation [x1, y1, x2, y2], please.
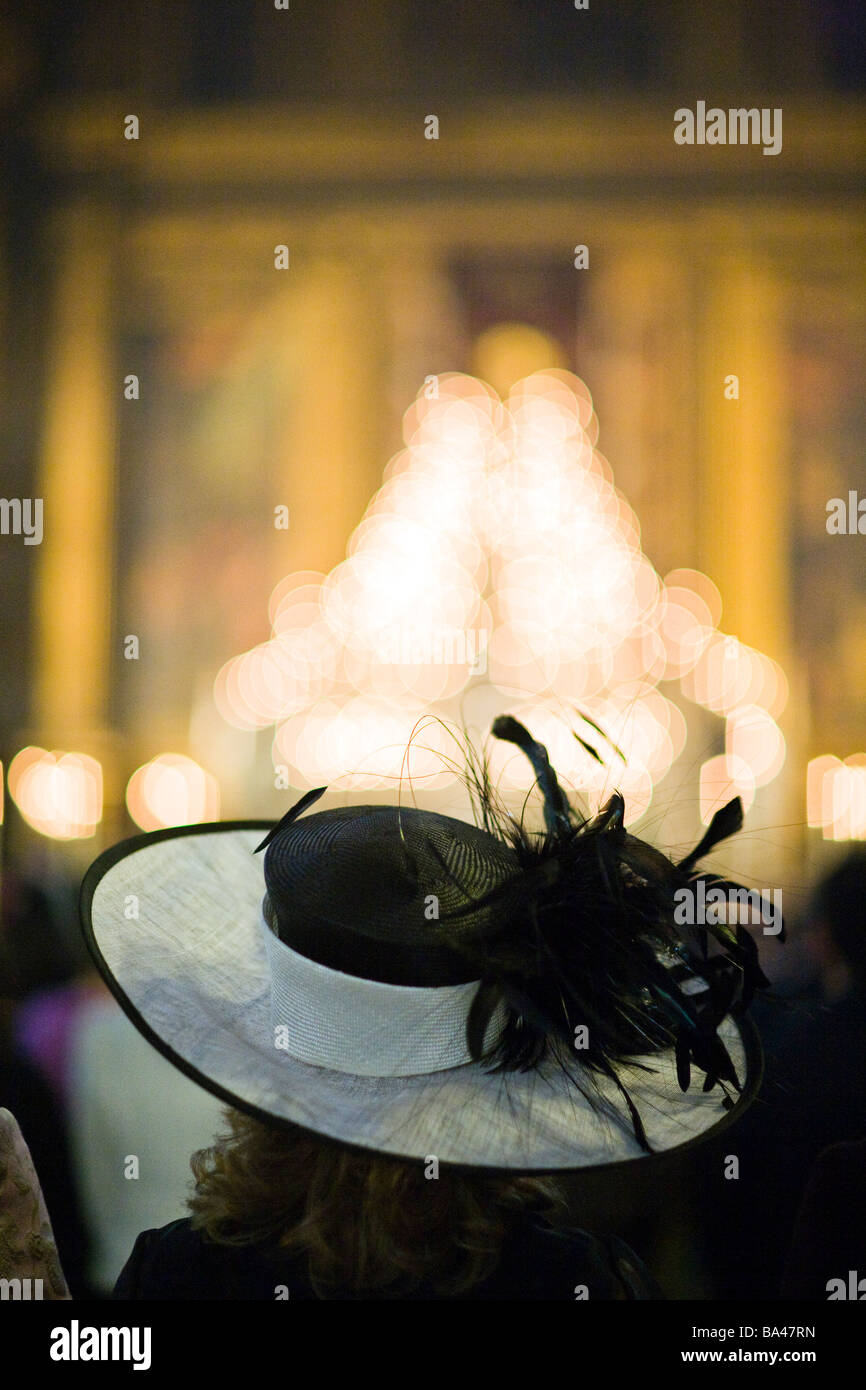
[254, 786, 327, 853]
[574, 732, 604, 765]
[429, 719, 776, 1152]
[574, 708, 627, 763]
[675, 1033, 692, 1092]
[590, 793, 626, 835]
[466, 978, 502, 1061]
[491, 716, 572, 834]
[678, 797, 743, 873]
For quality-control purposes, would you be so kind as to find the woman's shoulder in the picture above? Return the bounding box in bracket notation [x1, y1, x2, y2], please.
[477, 1215, 662, 1301]
[112, 1218, 306, 1301]
[113, 1213, 662, 1301]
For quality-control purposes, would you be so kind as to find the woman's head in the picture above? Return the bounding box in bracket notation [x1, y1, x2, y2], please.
[188, 1107, 569, 1296]
[809, 850, 866, 994]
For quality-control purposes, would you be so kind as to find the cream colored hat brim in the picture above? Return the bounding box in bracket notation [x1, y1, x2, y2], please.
[80, 822, 761, 1172]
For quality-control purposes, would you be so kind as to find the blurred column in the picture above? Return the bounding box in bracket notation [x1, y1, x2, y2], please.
[270, 255, 385, 579]
[32, 204, 117, 758]
[378, 248, 463, 416]
[698, 245, 805, 886]
[698, 251, 791, 667]
[582, 244, 698, 578]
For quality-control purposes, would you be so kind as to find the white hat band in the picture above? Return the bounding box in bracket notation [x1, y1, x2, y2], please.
[260, 908, 508, 1077]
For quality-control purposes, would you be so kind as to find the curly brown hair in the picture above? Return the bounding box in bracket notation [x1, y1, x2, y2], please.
[188, 1107, 571, 1297]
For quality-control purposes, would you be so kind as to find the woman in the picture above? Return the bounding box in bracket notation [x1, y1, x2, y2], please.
[114, 1106, 658, 1299]
[77, 717, 765, 1301]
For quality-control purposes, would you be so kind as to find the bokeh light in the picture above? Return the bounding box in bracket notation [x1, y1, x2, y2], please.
[126, 753, 220, 830]
[807, 754, 866, 840]
[213, 370, 791, 817]
[699, 754, 757, 824]
[8, 747, 103, 839]
[725, 705, 786, 787]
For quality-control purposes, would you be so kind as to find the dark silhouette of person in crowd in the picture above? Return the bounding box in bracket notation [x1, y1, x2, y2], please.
[703, 849, 866, 1299]
[782, 1137, 866, 1299]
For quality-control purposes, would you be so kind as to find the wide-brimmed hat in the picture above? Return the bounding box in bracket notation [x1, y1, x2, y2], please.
[79, 719, 766, 1172]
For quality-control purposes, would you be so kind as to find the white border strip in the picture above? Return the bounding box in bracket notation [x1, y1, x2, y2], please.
[260, 907, 508, 1077]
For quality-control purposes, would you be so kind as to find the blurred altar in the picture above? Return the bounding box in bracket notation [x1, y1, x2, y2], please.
[0, 0, 864, 918]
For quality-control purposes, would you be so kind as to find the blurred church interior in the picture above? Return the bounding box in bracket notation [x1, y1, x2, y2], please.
[0, 0, 864, 912]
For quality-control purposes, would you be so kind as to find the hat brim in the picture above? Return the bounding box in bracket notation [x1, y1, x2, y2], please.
[80, 821, 762, 1174]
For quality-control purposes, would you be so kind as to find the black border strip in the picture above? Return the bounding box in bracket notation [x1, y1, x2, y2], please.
[79, 819, 764, 1176]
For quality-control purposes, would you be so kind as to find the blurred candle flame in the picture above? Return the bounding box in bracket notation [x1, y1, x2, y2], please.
[8, 747, 103, 839]
[126, 753, 220, 831]
[213, 369, 792, 824]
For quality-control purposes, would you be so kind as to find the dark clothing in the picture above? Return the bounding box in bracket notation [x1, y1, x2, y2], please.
[113, 1214, 662, 1301]
[781, 1139, 866, 1300]
[699, 988, 866, 1299]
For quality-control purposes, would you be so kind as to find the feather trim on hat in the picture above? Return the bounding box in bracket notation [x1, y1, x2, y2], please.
[427, 715, 780, 1153]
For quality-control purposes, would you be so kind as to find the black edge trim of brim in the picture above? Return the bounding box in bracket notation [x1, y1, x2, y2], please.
[78, 821, 765, 1177]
